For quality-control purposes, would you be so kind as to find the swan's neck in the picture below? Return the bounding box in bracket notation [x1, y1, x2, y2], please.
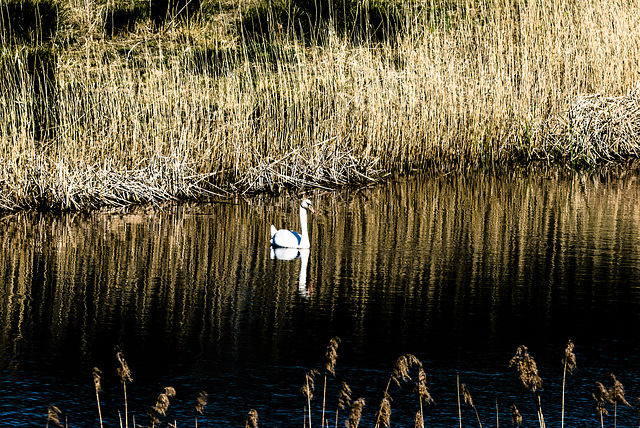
[299, 206, 309, 245]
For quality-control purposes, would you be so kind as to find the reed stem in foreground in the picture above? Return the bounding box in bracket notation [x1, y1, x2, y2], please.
[302, 369, 319, 428]
[116, 350, 133, 428]
[509, 345, 545, 428]
[608, 373, 631, 428]
[462, 383, 483, 428]
[92, 367, 103, 428]
[561, 340, 577, 428]
[322, 337, 341, 428]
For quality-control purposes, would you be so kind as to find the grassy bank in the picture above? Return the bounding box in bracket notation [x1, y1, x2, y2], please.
[1, 0, 640, 211]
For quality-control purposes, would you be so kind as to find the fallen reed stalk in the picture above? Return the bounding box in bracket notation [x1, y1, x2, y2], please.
[538, 87, 640, 166]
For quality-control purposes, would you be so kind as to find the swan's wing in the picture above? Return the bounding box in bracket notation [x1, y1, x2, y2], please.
[271, 229, 302, 248]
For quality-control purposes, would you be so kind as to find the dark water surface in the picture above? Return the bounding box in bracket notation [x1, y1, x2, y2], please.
[2, 170, 640, 427]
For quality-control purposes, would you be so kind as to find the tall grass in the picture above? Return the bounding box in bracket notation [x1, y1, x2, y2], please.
[1, 0, 640, 211]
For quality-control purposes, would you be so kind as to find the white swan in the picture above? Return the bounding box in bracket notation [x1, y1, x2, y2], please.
[270, 199, 315, 248]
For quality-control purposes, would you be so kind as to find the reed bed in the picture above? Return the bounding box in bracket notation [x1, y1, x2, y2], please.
[2, 0, 640, 211]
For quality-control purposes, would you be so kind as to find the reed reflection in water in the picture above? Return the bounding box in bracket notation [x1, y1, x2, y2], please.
[1, 170, 640, 426]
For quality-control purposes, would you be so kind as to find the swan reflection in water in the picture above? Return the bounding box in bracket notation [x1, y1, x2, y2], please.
[270, 247, 311, 298]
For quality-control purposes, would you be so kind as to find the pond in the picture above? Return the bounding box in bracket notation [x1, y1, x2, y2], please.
[1, 169, 640, 427]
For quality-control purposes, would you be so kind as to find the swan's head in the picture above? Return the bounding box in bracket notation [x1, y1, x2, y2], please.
[301, 199, 315, 214]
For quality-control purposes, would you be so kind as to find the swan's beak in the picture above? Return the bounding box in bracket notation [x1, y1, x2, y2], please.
[308, 206, 315, 214]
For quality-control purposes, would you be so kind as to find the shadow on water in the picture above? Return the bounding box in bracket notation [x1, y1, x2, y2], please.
[1, 169, 640, 426]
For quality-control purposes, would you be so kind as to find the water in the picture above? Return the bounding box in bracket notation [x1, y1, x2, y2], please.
[2, 169, 640, 427]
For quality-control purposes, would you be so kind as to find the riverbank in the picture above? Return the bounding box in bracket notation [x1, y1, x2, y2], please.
[1, 0, 639, 211]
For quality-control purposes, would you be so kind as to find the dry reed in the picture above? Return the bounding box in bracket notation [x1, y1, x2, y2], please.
[148, 386, 177, 427]
[194, 389, 208, 428]
[462, 383, 483, 428]
[245, 409, 259, 428]
[322, 337, 341, 428]
[510, 404, 523, 427]
[593, 381, 610, 428]
[116, 350, 133, 428]
[375, 353, 424, 428]
[608, 374, 631, 428]
[561, 340, 577, 428]
[376, 393, 393, 428]
[92, 367, 104, 428]
[539, 87, 640, 165]
[46, 405, 63, 428]
[509, 345, 545, 428]
[302, 368, 320, 427]
[347, 398, 365, 428]
[2, 0, 640, 211]
[336, 382, 352, 428]
[417, 365, 433, 428]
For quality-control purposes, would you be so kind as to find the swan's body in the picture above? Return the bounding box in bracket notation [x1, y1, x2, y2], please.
[270, 199, 315, 248]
